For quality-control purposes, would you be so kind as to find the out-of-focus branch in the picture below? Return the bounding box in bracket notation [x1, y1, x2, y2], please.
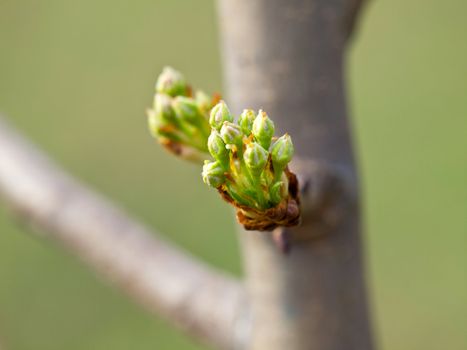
[0, 116, 249, 350]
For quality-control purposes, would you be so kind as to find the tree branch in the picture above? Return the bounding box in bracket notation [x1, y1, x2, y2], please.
[0, 115, 249, 350]
[217, 0, 374, 349]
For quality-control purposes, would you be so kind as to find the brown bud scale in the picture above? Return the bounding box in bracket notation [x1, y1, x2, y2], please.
[217, 167, 301, 231]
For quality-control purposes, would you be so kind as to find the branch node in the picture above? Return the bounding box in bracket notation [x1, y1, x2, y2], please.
[289, 158, 357, 241]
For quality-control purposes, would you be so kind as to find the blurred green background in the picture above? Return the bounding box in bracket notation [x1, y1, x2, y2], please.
[0, 0, 465, 349]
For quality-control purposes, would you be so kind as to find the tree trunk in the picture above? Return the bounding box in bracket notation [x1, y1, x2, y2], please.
[217, 1, 374, 349]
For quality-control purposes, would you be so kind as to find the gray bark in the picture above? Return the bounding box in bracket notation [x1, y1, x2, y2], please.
[217, 1, 374, 349]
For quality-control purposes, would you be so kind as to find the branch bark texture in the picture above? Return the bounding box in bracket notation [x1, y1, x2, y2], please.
[217, 1, 374, 349]
[0, 116, 248, 350]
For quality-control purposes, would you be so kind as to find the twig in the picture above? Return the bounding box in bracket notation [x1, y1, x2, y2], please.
[0, 116, 249, 350]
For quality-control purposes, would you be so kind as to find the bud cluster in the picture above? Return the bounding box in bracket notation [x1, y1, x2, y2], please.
[147, 67, 219, 161]
[202, 102, 300, 230]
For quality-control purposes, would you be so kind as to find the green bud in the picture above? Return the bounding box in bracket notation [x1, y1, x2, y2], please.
[271, 133, 294, 168]
[220, 121, 243, 146]
[208, 131, 229, 168]
[156, 66, 187, 96]
[154, 93, 177, 123]
[238, 109, 256, 135]
[209, 101, 233, 131]
[147, 107, 183, 142]
[243, 142, 268, 176]
[202, 161, 225, 188]
[270, 181, 286, 205]
[172, 96, 203, 125]
[195, 90, 212, 114]
[147, 109, 160, 138]
[252, 110, 275, 150]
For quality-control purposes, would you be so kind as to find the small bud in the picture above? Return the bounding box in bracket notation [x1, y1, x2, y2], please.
[208, 131, 229, 168]
[209, 101, 233, 131]
[270, 181, 286, 205]
[271, 134, 294, 168]
[147, 109, 160, 138]
[202, 161, 225, 188]
[244, 142, 268, 176]
[172, 96, 203, 125]
[220, 121, 243, 146]
[238, 109, 256, 135]
[252, 110, 275, 150]
[156, 66, 187, 96]
[195, 90, 212, 114]
[154, 93, 177, 123]
[147, 108, 183, 142]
